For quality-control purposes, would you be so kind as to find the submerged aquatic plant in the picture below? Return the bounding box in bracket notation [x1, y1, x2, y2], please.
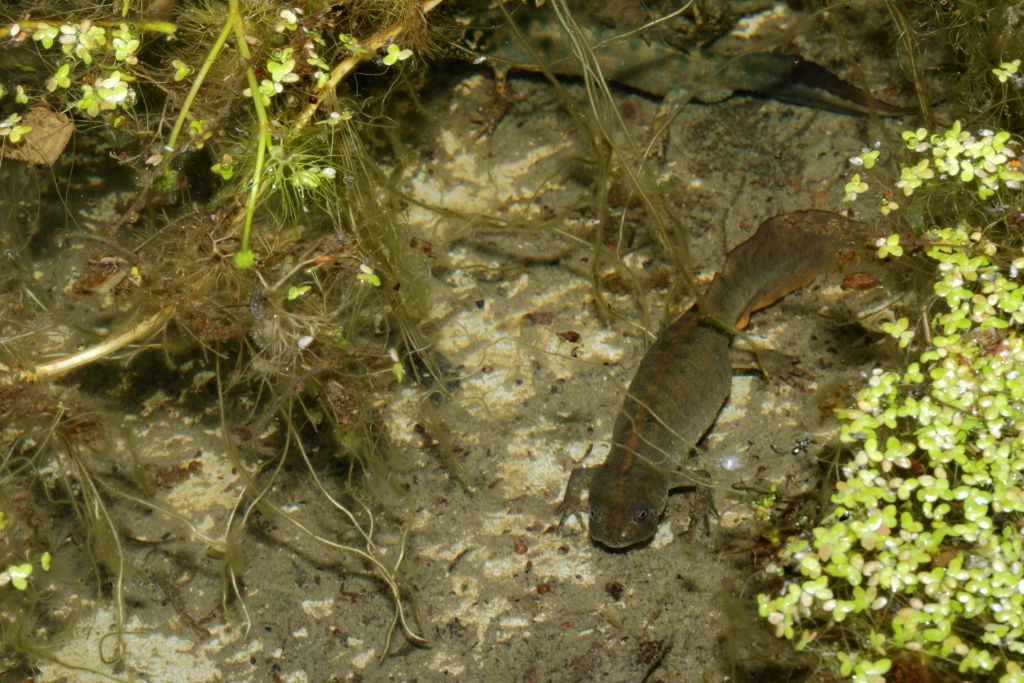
[0, 0, 442, 673]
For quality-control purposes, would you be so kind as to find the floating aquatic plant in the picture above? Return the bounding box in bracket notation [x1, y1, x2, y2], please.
[760, 119, 1024, 681]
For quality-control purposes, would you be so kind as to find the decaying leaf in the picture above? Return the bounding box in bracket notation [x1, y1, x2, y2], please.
[2, 106, 73, 166]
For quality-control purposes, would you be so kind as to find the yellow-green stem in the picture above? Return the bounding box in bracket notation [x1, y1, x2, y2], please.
[11, 19, 176, 35]
[165, 14, 234, 151]
[229, 0, 271, 269]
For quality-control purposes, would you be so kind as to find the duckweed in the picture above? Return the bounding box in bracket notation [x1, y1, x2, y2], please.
[760, 121, 1024, 681]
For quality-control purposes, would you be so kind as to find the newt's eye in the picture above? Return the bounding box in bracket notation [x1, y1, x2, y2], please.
[588, 504, 601, 523]
[633, 507, 650, 524]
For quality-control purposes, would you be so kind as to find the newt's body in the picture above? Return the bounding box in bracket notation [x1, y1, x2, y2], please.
[560, 211, 861, 549]
[488, 17, 909, 116]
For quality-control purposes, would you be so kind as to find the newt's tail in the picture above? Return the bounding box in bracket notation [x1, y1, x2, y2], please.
[702, 211, 862, 329]
[720, 53, 915, 118]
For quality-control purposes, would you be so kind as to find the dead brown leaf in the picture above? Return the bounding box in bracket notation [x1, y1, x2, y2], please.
[2, 106, 73, 166]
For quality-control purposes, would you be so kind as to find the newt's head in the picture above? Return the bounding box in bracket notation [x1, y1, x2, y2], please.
[587, 464, 668, 549]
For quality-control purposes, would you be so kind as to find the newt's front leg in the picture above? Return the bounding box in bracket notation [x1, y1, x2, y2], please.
[668, 469, 719, 537]
[556, 465, 596, 533]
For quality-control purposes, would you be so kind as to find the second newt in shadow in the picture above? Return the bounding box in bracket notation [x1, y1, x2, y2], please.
[484, 14, 911, 117]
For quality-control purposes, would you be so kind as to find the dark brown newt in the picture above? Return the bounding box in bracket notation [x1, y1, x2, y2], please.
[486, 17, 911, 116]
[559, 210, 862, 549]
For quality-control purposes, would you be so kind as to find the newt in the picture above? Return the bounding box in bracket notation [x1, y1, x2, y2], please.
[485, 15, 910, 116]
[559, 211, 862, 549]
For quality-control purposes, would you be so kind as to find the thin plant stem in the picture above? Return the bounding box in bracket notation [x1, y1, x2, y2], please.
[165, 14, 235, 151]
[214, 359, 427, 648]
[229, 0, 271, 269]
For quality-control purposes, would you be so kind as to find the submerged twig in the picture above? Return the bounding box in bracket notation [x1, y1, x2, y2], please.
[0, 305, 175, 383]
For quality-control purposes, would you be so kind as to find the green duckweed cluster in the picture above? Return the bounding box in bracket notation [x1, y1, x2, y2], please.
[0, 511, 50, 593]
[758, 118, 1024, 681]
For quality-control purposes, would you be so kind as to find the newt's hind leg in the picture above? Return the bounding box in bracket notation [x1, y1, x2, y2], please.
[730, 346, 807, 387]
[474, 63, 512, 140]
[668, 468, 718, 537]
